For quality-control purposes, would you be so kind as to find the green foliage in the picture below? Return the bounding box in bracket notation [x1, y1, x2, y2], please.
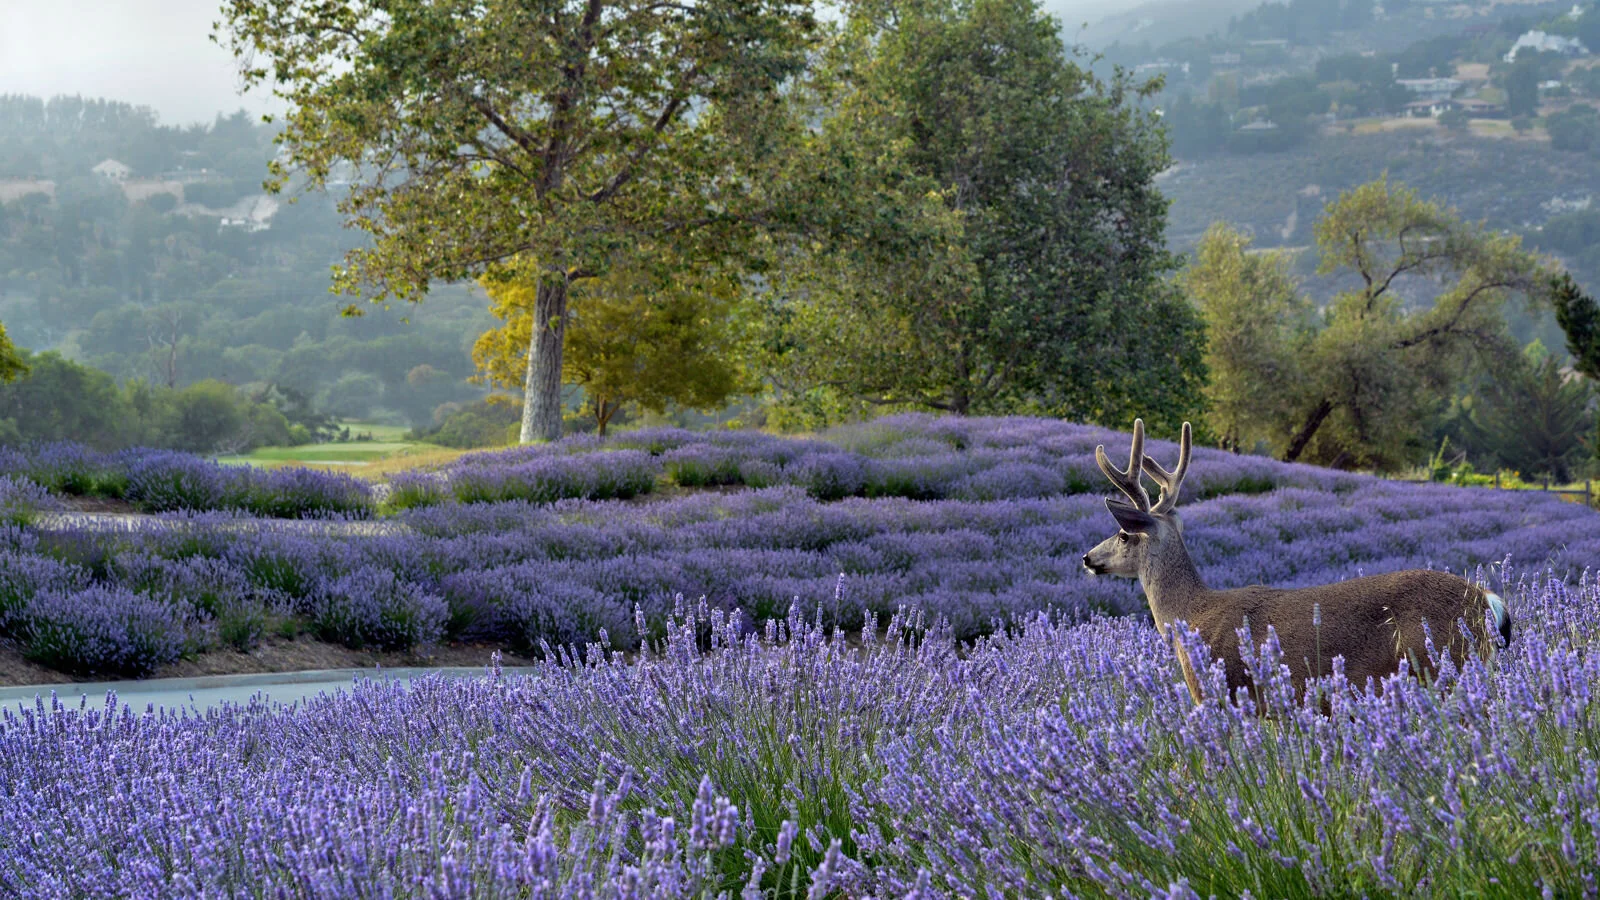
[1455, 342, 1596, 482]
[1553, 272, 1600, 382]
[1504, 59, 1542, 118]
[1184, 224, 1312, 454]
[0, 321, 26, 385]
[1281, 177, 1550, 470]
[0, 352, 295, 453]
[1548, 105, 1600, 152]
[411, 399, 520, 450]
[761, 0, 1204, 432]
[476, 255, 753, 437]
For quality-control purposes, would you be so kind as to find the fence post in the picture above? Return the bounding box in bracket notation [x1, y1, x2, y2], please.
[1495, 472, 1501, 490]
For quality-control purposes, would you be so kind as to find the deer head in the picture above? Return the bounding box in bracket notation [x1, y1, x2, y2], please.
[1082, 418, 1192, 582]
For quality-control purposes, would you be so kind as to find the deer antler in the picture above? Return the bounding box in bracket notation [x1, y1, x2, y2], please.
[1143, 421, 1192, 515]
[1095, 418, 1151, 512]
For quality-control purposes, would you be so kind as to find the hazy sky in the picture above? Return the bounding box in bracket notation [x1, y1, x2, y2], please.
[1, 0, 1139, 127]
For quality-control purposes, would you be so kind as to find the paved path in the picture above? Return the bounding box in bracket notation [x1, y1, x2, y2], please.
[0, 666, 533, 715]
[33, 511, 406, 537]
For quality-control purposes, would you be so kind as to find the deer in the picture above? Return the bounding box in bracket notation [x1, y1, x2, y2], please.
[1082, 419, 1513, 705]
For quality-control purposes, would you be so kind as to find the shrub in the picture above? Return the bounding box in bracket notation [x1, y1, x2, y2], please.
[0, 476, 55, 528]
[23, 586, 190, 677]
[310, 567, 447, 651]
[247, 466, 374, 519]
[383, 470, 451, 512]
[662, 445, 743, 487]
[125, 453, 244, 512]
[0, 551, 87, 636]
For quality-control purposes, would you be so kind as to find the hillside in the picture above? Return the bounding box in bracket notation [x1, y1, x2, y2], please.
[0, 96, 492, 430]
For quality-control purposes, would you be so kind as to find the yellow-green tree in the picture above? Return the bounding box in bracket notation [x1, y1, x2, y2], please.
[1183, 223, 1312, 455]
[475, 257, 750, 436]
[1286, 177, 1550, 469]
[0, 322, 25, 385]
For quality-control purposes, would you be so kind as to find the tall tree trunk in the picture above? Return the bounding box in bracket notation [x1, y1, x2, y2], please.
[519, 277, 570, 443]
[1283, 398, 1334, 463]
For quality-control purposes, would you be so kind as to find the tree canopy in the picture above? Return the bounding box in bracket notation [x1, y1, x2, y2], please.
[218, 0, 819, 442]
[757, 0, 1205, 431]
[1183, 223, 1311, 455]
[1285, 177, 1550, 468]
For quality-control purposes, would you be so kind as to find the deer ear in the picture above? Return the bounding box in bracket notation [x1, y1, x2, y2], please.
[1106, 497, 1157, 533]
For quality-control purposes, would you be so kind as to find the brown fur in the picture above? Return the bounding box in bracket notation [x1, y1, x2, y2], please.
[1083, 419, 1504, 704]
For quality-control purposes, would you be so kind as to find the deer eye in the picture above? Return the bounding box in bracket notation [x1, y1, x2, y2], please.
[1118, 532, 1130, 543]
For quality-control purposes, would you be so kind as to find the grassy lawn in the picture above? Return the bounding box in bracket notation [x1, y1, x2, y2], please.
[218, 422, 469, 474]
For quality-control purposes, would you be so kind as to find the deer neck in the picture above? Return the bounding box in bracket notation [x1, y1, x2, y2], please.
[1138, 525, 1207, 628]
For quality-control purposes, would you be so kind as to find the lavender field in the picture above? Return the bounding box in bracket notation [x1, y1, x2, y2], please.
[2, 416, 1600, 896]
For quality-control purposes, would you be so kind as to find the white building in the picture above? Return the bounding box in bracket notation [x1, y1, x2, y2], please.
[91, 158, 131, 181]
[1504, 31, 1589, 63]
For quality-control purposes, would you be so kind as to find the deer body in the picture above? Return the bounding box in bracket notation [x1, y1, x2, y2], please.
[1083, 420, 1512, 703]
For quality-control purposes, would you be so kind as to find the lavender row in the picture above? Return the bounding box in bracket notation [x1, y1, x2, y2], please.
[399, 415, 1335, 507]
[0, 444, 375, 518]
[8, 471, 1599, 675]
[6, 572, 1600, 896]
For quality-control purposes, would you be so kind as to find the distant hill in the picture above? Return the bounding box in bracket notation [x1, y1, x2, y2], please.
[1066, 0, 1262, 47]
[0, 94, 491, 430]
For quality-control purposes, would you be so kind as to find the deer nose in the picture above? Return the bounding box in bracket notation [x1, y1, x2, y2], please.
[1081, 554, 1093, 569]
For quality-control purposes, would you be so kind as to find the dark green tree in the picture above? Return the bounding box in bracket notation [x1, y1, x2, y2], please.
[1459, 343, 1594, 482]
[1505, 59, 1541, 118]
[1553, 272, 1600, 381]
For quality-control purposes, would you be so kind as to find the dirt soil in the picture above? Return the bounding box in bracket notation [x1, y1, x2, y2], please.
[0, 636, 542, 687]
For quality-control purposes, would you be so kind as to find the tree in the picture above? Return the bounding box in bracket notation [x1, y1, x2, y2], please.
[1552, 272, 1600, 381]
[1459, 342, 1594, 482]
[1183, 224, 1312, 454]
[218, 0, 818, 442]
[759, 0, 1205, 430]
[474, 254, 751, 436]
[0, 352, 133, 449]
[0, 322, 26, 385]
[1439, 108, 1470, 131]
[1505, 59, 1542, 118]
[1283, 178, 1550, 469]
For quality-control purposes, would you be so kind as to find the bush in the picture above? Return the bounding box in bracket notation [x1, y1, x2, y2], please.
[310, 567, 447, 651]
[125, 452, 243, 512]
[0, 476, 55, 528]
[247, 467, 374, 519]
[0, 551, 87, 636]
[383, 470, 451, 512]
[23, 587, 190, 677]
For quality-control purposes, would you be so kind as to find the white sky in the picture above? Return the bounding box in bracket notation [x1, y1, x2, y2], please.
[0, 0, 1136, 127]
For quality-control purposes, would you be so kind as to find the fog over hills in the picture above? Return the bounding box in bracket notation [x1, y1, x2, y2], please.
[2, 0, 1188, 127]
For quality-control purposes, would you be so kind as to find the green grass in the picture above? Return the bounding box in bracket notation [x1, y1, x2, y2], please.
[218, 421, 435, 469]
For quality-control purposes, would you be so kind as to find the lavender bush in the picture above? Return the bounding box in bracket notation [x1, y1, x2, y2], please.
[20, 586, 190, 677]
[0, 476, 55, 528]
[309, 567, 447, 652]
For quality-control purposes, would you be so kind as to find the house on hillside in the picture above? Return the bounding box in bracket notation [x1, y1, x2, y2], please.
[91, 158, 131, 181]
[1398, 78, 1462, 102]
[1237, 120, 1278, 132]
[1505, 31, 1589, 63]
[1454, 97, 1507, 118]
[1405, 98, 1459, 118]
